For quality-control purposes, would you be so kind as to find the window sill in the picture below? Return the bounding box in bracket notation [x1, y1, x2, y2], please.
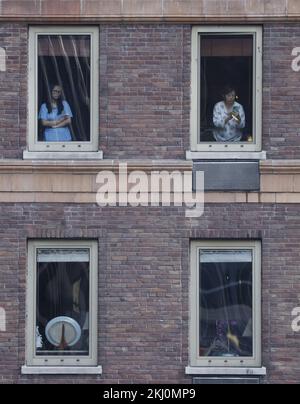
[21, 365, 102, 375]
[186, 151, 266, 161]
[185, 366, 266, 376]
[23, 151, 103, 160]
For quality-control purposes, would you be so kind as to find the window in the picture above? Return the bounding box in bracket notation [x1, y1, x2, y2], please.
[190, 26, 262, 153]
[190, 241, 261, 367]
[28, 27, 99, 153]
[26, 240, 98, 367]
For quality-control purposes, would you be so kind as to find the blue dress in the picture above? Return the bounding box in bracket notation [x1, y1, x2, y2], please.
[39, 101, 73, 142]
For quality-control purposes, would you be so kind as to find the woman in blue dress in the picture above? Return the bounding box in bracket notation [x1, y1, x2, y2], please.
[39, 84, 73, 142]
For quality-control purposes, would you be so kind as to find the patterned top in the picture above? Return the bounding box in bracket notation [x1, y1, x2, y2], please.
[212, 101, 245, 142]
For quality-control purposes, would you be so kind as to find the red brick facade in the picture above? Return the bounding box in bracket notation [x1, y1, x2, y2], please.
[0, 24, 27, 159]
[2, 23, 300, 159]
[99, 24, 191, 159]
[0, 204, 299, 384]
[1, 3, 300, 385]
[263, 25, 300, 159]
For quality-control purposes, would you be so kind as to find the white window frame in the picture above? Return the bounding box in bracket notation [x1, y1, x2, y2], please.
[189, 240, 261, 368]
[25, 240, 98, 367]
[190, 26, 262, 153]
[28, 26, 99, 153]
[0, 47, 6, 72]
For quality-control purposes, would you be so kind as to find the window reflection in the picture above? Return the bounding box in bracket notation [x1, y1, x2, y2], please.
[36, 249, 90, 356]
[38, 35, 91, 142]
[199, 250, 253, 358]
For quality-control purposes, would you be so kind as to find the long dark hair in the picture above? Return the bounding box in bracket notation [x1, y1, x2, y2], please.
[46, 84, 64, 115]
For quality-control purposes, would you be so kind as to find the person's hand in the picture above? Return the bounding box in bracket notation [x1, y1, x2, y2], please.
[231, 111, 241, 123]
[225, 113, 234, 124]
[50, 120, 58, 127]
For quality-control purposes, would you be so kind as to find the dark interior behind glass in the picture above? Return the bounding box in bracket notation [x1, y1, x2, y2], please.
[36, 249, 90, 356]
[200, 35, 253, 143]
[37, 35, 91, 142]
[199, 250, 253, 358]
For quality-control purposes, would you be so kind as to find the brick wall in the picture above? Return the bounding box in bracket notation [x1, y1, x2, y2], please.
[0, 203, 300, 384]
[2, 23, 300, 159]
[263, 24, 300, 159]
[1, 19, 300, 385]
[0, 24, 27, 159]
[99, 24, 190, 159]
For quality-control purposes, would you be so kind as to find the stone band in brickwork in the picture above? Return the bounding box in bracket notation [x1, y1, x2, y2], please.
[0, 160, 300, 204]
[0, 1, 300, 22]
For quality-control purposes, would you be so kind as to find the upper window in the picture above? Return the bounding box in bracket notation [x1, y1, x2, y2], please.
[28, 27, 99, 152]
[190, 26, 262, 152]
[26, 240, 98, 367]
[190, 241, 261, 368]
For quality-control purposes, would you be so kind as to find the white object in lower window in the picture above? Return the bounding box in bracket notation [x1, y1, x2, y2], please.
[45, 316, 82, 348]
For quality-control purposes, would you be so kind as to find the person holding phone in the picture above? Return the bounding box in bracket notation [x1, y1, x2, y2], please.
[212, 86, 245, 142]
[39, 84, 73, 142]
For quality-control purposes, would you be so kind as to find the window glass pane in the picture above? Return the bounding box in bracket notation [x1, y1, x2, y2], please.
[199, 250, 253, 358]
[37, 35, 91, 142]
[36, 248, 90, 356]
[37, 248, 90, 262]
[200, 35, 253, 143]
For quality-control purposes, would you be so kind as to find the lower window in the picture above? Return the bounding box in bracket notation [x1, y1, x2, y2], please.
[26, 240, 98, 367]
[190, 241, 261, 367]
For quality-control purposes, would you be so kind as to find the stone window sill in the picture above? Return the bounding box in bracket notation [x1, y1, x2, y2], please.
[186, 151, 267, 160]
[185, 366, 267, 376]
[21, 365, 102, 375]
[23, 151, 103, 160]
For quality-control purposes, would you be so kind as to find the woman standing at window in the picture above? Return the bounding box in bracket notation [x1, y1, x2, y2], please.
[213, 86, 245, 142]
[39, 84, 73, 142]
